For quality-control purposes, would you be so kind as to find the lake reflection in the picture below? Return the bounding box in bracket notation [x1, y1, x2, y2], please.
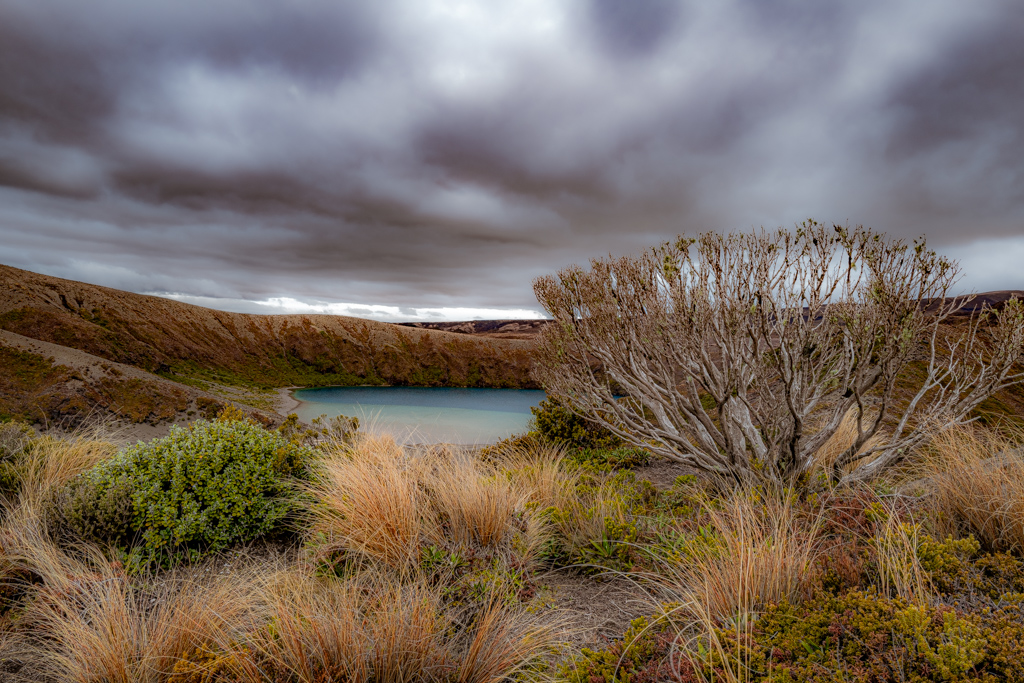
[291, 386, 546, 444]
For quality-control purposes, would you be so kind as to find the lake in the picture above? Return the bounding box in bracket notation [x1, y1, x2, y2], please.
[291, 386, 546, 444]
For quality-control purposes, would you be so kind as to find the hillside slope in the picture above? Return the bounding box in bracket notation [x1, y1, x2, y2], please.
[0, 264, 537, 391]
[0, 329, 279, 429]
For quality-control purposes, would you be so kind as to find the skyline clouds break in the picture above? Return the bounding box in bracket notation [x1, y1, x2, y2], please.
[1, 0, 1022, 321]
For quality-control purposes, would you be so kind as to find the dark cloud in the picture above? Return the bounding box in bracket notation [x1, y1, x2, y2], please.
[0, 0, 1022, 319]
[587, 0, 682, 58]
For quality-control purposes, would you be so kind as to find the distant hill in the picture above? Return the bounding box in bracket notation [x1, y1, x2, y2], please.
[397, 319, 550, 340]
[0, 264, 538, 426]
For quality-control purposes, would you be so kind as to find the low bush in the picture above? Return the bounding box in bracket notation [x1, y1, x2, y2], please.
[60, 415, 311, 569]
[567, 446, 651, 472]
[566, 589, 1024, 683]
[531, 397, 622, 450]
[918, 534, 1024, 600]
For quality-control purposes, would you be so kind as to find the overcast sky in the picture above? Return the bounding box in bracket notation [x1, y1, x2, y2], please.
[1, 0, 1022, 321]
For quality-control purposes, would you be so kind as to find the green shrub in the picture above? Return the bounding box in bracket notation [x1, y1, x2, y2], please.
[531, 397, 622, 450]
[564, 590, 1024, 682]
[0, 420, 34, 499]
[919, 535, 1024, 600]
[62, 417, 312, 569]
[560, 613, 678, 683]
[568, 446, 651, 471]
[58, 466, 135, 546]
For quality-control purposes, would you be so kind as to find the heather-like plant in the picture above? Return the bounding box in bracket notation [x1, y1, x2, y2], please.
[62, 416, 311, 568]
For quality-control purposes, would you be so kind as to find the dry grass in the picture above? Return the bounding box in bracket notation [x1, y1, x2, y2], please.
[3, 427, 116, 507]
[305, 433, 426, 570]
[809, 407, 884, 480]
[919, 425, 1024, 552]
[660, 489, 822, 625]
[306, 433, 546, 571]
[492, 439, 637, 563]
[425, 449, 526, 548]
[642, 489, 824, 683]
[872, 503, 930, 603]
[0, 492, 267, 682]
[496, 442, 579, 512]
[21, 562, 266, 683]
[230, 569, 561, 683]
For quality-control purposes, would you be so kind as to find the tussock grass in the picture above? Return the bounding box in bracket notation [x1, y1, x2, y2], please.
[243, 569, 559, 683]
[425, 449, 525, 548]
[658, 489, 823, 625]
[21, 560, 266, 683]
[638, 488, 824, 683]
[497, 442, 579, 512]
[306, 433, 543, 571]
[3, 427, 116, 506]
[305, 433, 425, 570]
[809, 407, 883, 480]
[872, 502, 930, 603]
[920, 425, 1024, 552]
[1, 492, 267, 682]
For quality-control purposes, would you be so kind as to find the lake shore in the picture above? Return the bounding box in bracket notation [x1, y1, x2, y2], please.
[274, 387, 302, 416]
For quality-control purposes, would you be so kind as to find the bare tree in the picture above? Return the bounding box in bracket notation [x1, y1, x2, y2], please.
[533, 222, 1024, 486]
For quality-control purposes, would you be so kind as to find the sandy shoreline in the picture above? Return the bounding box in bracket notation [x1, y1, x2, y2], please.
[275, 387, 302, 416]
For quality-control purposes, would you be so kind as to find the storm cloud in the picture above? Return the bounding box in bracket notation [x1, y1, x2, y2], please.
[1, 0, 1022, 320]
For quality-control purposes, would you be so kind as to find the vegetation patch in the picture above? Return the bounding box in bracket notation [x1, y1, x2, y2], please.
[59, 411, 312, 570]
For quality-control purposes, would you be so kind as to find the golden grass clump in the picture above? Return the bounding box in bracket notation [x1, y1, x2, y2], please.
[496, 442, 579, 512]
[809, 407, 883, 480]
[3, 427, 116, 506]
[871, 502, 930, 604]
[22, 562, 265, 683]
[238, 569, 560, 683]
[657, 488, 823, 626]
[0, 492, 267, 683]
[921, 424, 1024, 552]
[305, 432, 542, 571]
[306, 433, 426, 570]
[425, 449, 526, 548]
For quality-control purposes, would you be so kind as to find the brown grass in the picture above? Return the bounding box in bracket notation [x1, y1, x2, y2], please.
[918, 425, 1024, 552]
[424, 448, 526, 548]
[230, 569, 561, 683]
[22, 562, 266, 683]
[642, 489, 824, 683]
[305, 433, 426, 570]
[660, 489, 822, 625]
[809, 407, 884, 480]
[305, 433, 544, 571]
[7, 428, 117, 506]
[872, 502, 930, 603]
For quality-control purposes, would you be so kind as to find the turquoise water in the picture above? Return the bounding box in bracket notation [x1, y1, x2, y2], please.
[291, 387, 546, 444]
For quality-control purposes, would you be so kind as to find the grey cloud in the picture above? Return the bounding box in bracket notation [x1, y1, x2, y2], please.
[586, 0, 682, 58]
[0, 0, 1022, 319]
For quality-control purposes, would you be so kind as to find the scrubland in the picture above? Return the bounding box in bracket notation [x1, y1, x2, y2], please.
[4, 402, 1024, 682]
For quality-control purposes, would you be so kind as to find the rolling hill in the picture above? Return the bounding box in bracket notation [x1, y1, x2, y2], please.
[0, 264, 538, 427]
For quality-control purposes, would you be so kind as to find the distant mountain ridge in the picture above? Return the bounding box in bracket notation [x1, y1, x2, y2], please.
[397, 319, 550, 339]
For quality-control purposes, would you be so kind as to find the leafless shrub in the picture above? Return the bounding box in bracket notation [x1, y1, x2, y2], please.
[534, 222, 1024, 486]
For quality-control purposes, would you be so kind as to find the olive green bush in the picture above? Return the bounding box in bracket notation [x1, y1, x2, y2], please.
[61, 417, 312, 569]
[0, 420, 34, 499]
[531, 397, 622, 450]
[565, 590, 1024, 683]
